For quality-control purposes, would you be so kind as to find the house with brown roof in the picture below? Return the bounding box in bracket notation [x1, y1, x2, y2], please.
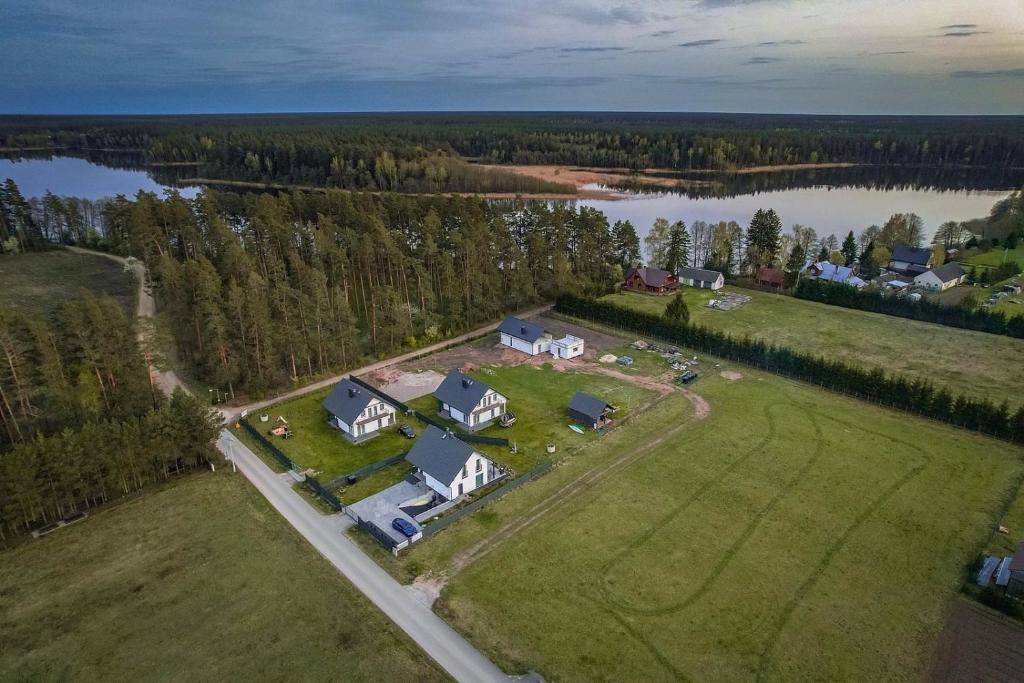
[756, 267, 785, 289]
[624, 266, 678, 295]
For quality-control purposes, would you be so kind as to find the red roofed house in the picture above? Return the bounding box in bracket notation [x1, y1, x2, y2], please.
[624, 266, 679, 295]
[756, 267, 786, 289]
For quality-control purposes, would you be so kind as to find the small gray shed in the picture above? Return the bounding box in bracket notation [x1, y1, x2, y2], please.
[569, 391, 613, 429]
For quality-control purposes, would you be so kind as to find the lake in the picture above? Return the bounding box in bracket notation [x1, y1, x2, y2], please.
[0, 156, 201, 200]
[0, 155, 1016, 243]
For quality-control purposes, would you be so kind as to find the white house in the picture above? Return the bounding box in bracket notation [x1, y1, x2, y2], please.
[322, 378, 397, 442]
[498, 316, 551, 355]
[913, 262, 965, 291]
[550, 334, 585, 359]
[677, 266, 725, 290]
[406, 426, 499, 500]
[434, 370, 508, 431]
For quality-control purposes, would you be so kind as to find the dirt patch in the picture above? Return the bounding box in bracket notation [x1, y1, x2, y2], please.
[720, 371, 743, 381]
[366, 369, 445, 402]
[473, 164, 716, 198]
[406, 574, 448, 607]
[929, 597, 1024, 682]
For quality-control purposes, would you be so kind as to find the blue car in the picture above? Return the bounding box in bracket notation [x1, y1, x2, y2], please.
[616, 355, 634, 366]
[391, 517, 417, 538]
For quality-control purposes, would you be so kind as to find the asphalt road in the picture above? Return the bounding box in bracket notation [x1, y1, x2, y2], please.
[217, 430, 509, 683]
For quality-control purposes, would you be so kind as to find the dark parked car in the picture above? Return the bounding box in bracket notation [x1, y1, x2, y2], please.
[616, 355, 634, 366]
[391, 517, 417, 538]
[679, 371, 699, 384]
[398, 424, 416, 439]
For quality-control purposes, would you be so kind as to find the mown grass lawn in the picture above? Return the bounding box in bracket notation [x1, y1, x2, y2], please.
[962, 244, 1024, 268]
[0, 473, 445, 682]
[601, 288, 1024, 409]
[238, 385, 414, 483]
[405, 363, 1024, 681]
[0, 249, 135, 316]
[407, 363, 656, 474]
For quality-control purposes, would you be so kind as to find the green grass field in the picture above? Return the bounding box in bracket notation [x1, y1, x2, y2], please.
[0, 474, 445, 682]
[403, 364, 1024, 681]
[0, 249, 135, 316]
[601, 288, 1024, 409]
[962, 244, 1024, 268]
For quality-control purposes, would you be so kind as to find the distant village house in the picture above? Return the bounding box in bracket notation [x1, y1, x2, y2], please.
[434, 370, 508, 431]
[755, 267, 785, 289]
[887, 246, 934, 276]
[913, 262, 965, 291]
[405, 426, 498, 500]
[624, 266, 679, 295]
[677, 266, 725, 290]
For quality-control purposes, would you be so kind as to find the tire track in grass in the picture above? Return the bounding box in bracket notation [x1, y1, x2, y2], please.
[597, 402, 779, 608]
[603, 406, 824, 616]
[754, 413, 931, 681]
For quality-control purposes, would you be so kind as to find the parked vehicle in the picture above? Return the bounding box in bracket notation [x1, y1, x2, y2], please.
[616, 355, 634, 366]
[499, 412, 517, 427]
[679, 371, 699, 384]
[391, 518, 417, 538]
[398, 424, 416, 439]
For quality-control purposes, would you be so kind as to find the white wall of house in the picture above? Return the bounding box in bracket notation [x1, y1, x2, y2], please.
[336, 397, 396, 438]
[500, 332, 551, 355]
[914, 271, 961, 291]
[420, 453, 493, 500]
[680, 274, 725, 290]
[550, 335, 585, 359]
[443, 390, 507, 428]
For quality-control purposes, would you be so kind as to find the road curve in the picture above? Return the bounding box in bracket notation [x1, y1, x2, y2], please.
[217, 430, 509, 683]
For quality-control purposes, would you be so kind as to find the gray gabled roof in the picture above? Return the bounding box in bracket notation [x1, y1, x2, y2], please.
[891, 246, 932, 265]
[677, 266, 723, 283]
[322, 378, 386, 424]
[569, 391, 610, 422]
[433, 370, 494, 415]
[405, 425, 479, 485]
[498, 316, 546, 343]
[928, 262, 964, 283]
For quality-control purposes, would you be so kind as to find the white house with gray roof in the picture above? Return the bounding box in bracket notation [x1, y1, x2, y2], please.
[406, 426, 498, 500]
[913, 262, 965, 291]
[498, 316, 552, 355]
[677, 266, 725, 290]
[322, 378, 397, 442]
[434, 370, 507, 430]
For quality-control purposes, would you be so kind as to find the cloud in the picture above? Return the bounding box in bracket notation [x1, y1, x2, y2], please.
[743, 56, 783, 65]
[950, 68, 1024, 79]
[677, 39, 723, 47]
[558, 5, 675, 26]
[940, 30, 989, 37]
[867, 50, 914, 55]
[648, 29, 678, 37]
[940, 24, 977, 29]
[558, 46, 627, 53]
[757, 39, 806, 46]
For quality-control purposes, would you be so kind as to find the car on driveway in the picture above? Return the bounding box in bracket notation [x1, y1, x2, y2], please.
[616, 355, 634, 366]
[398, 424, 416, 439]
[391, 517, 417, 537]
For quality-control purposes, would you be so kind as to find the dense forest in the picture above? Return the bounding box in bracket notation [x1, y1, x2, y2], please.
[2, 113, 1023, 193]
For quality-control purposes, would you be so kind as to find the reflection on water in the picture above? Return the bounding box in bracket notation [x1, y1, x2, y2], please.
[0, 154, 200, 200]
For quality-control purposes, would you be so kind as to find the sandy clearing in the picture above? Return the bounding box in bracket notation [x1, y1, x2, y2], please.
[720, 371, 744, 381]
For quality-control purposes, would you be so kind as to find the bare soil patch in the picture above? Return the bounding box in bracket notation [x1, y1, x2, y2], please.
[929, 597, 1024, 682]
[407, 574, 447, 607]
[473, 164, 715, 198]
[720, 371, 743, 381]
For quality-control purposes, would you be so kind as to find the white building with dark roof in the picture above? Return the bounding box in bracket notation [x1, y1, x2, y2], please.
[405, 426, 498, 500]
[322, 378, 397, 442]
[434, 370, 507, 431]
[498, 316, 552, 355]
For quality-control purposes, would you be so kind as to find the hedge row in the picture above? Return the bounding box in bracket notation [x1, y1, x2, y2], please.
[794, 277, 1024, 338]
[555, 294, 1024, 444]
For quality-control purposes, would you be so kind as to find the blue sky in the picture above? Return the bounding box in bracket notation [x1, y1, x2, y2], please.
[3, 0, 1023, 114]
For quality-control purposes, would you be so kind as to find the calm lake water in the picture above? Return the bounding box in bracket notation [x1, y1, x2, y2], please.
[0, 156, 201, 200]
[1, 155, 1016, 243]
[580, 184, 1010, 243]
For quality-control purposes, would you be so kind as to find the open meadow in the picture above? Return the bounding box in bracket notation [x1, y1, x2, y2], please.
[601, 289, 1024, 409]
[0, 249, 135, 316]
[0, 473, 445, 682]
[391, 326, 1024, 681]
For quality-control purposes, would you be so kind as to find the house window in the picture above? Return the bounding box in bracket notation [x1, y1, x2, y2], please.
[461, 465, 467, 478]
[458, 483, 464, 496]
[475, 459, 482, 472]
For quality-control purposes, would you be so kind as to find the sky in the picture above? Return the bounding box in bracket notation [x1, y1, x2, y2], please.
[3, 0, 1023, 115]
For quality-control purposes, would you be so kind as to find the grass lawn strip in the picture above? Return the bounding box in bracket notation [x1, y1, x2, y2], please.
[601, 288, 1024, 409]
[0, 249, 135, 316]
[0, 473, 446, 682]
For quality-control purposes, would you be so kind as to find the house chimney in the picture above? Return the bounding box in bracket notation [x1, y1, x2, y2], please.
[462, 378, 471, 388]
[348, 387, 357, 398]
[521, 326, 527, 334]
